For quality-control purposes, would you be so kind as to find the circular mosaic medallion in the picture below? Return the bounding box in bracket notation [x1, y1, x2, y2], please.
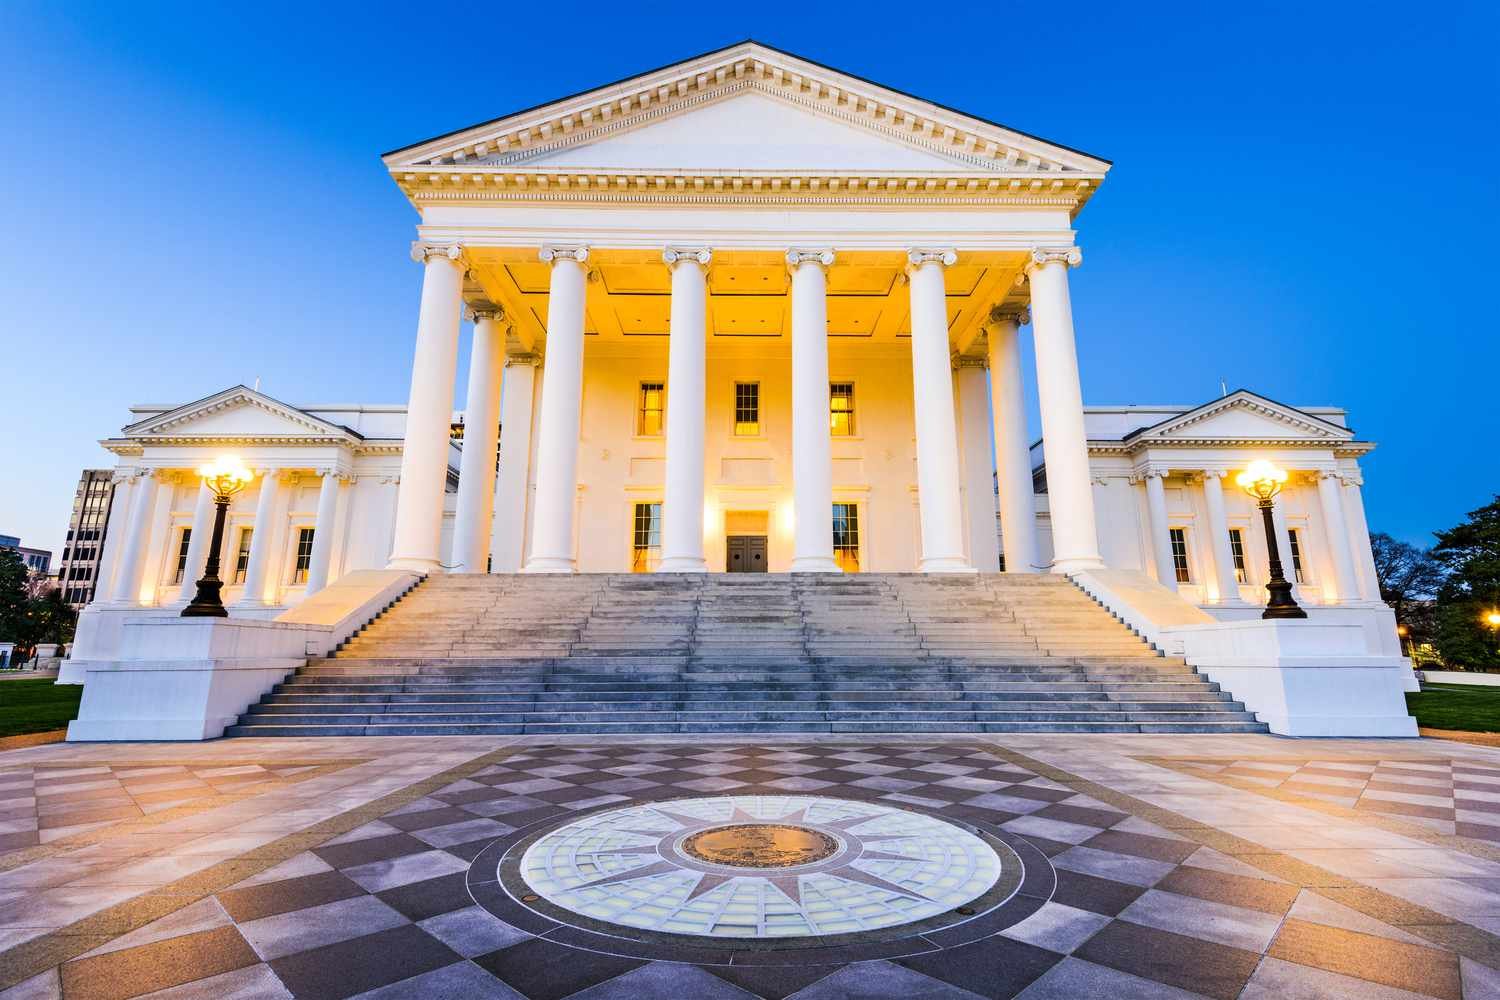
[515, 795, 1003, 939]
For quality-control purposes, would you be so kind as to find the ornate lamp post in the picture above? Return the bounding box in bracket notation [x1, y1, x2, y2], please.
[181, 457, 254, 618]
[1235, 459, 1307, 620]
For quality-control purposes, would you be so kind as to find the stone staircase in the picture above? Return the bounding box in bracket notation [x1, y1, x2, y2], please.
[226, 573, 1267, 736]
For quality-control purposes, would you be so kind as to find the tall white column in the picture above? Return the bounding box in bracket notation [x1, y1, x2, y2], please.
[1200, 470, 1245, 604]
[525, 245, 590, 573]
[986, 310, 1040, 573]
[91, 471, 133, 605]
[659, 248, 711, 572]
[787, 249, 839, 573]
[1027, 247, 1104, 573]
[1270, 500, 1299, 598]
[1142, 469, 1177, 591]
[452, 307, 506, 573]
[1316, 470, 1361, 603]
[1340, 471, 1380, 601]
[174, 483, 217, 603]
[235, 469, 283, 607]
[110, 470, 160, 604]
[492, 354, 539, 572]
[955, 357, 1000, 571]
[303, 470, 345, 597]
[906, 249, 973, 573]
[388, 242, 466, 573]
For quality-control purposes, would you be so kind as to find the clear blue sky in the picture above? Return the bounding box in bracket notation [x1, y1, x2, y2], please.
[3, 1, 1495, 559]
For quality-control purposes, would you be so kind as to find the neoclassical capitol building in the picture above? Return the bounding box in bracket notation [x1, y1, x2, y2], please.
[65, 42, 1415, 741]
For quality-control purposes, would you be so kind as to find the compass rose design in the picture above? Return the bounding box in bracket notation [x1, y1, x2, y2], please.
[517, 795, 1002, 938]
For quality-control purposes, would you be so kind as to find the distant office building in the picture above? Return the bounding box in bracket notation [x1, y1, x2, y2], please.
[54, 470, 117, 608]
[0, 534, 53, 576]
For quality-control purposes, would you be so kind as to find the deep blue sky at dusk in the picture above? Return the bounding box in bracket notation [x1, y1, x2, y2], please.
[2, 2, 1495, 559]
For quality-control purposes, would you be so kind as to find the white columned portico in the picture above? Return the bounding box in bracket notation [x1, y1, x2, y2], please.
[955, 356, 1001, 572]
[110, 470, 160, 604]
[1027, 247, 1104, 573]
[1200, 470, 1245, 604]
[492, 354, 539, 572]
[175, 483, 216, 603]
[525, 246, 590, 573]
[452, 307, 506, 573]
[659, 247, 712, 572]
[234, 470, 282, 607]
[906, 249, 972, 572]
[986, 310, 1040, 573]
[388, 243, 466, 573]
[787, 249, 839, 573]
[1316, 471, 1361, 603]
[1142, 469, 1177, 591]
[303, 470, 345, 597]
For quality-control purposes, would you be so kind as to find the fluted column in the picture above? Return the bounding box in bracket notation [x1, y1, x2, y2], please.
[234, 469, 282, 607]
[303, 469, 345, 597]
[1340, 472, 1380, 601]
[906, 249, 972, 572]
[110, 469, 160, 604]
[492, 354, 539, 572]
[986, 310, 1040, 573]
[1200, 470, 1245, 604]
[175, 483, 216, 603]
[91, 471, 134, 605]
[452, 307, 506, 573]
[1142, 469, 1177, 590]
[1316, 470, 1360, 603]
[660, 248, 711, 572]
[955, 355, 1001, 572]
[525, 246, 590, 573]
[1027, 247, 1104, 573]
[388, 242, 466, 573]
[787, 249, 839, 572]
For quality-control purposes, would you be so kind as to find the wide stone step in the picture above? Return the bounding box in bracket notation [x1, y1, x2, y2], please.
[226, 720, 1269, 736]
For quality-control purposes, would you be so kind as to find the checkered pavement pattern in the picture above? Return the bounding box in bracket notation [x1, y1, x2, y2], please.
[30, 744, 1476, 999]
[0, 762, 329, 853]
[1172, 756, 1500, 840]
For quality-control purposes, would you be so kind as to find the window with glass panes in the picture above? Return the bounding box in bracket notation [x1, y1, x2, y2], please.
[632, 503, 662, 572]
[734, 382, 760, 436]
[638, 382, 665, 436]
[1228, 528, 1248, 583]
[829, 382, 855, 436]
[291, 528, 315, 584]
[233, 528, 253, 584]
[1168, 528, 1192, 583]
[832, 503, 860, 573]
[1288, 529, 1306, 583]
[172, 528, 192, 584]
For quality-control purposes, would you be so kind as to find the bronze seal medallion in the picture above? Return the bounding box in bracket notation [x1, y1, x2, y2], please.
[682, 823, 839, 869]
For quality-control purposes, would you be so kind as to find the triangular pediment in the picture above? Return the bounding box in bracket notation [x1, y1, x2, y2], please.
[121, 386, 360, 440]
[385, 41, 1110, 178]
[1127, 391, 1353, 444]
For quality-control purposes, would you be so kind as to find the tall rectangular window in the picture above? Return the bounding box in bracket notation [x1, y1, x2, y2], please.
[829, 382, 855, 436]
[291, 528, 315, 584]
[632, 502, 662, 573]
[637, 382, 665, 436]
[172, 528, 192, 584]
[1228, 528, 1248, 584]
[734, 382, 760, 436]
[832, 503, 860, 573]
[1288, 528, 1306, 584]
[233, 528, 253, 584]
[1168, 527, 1192, 583]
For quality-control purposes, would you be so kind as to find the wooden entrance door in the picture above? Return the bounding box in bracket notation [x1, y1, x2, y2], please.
[726, 535, 768, 573]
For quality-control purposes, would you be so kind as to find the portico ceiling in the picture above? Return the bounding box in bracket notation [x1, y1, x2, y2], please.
[464, 248, 1030, 355]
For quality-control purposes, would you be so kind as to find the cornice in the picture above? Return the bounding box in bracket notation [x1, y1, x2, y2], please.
[1087, 438, 1377, 456]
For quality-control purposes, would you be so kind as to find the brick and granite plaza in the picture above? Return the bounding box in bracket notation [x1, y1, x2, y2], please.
[4, 733, 1500, 999]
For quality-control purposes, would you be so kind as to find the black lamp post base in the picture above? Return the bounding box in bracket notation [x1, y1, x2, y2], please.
[1262, 580, 1308, 619]
[182, 578, 229, 618]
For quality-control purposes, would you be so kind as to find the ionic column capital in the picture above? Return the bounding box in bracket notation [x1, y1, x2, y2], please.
[1136, 466, 1169, 482]
[906, 248, 958, 271]
[1201, 469, 1228, 482]
[410, 242, 466, 266]
[663, 247, 712, 267]
[986, 305, 1031, 329]
[951, 353, 988, 370]
[1341, 471, 1365, 487]
[505, 351, 541, 368]
[539, 245, 589, 265]
[786, 248, 835, 270]
[465, 303, 504, 324]
[1025, 246, 1083, 273]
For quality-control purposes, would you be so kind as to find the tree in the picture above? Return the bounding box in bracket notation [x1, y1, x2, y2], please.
[1431, 496, 1500, 669]
[1369, 532, 1445, 641]
[0, 549, 28, 650]
[0, 551, 79, 661]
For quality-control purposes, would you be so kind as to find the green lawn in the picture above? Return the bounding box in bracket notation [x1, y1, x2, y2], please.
[1406, 682, 1500, 733]
[0, 678, 83, 738]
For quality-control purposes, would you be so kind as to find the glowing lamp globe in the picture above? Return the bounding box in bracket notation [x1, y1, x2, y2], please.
[1486, 611, 1500, 628]
[1236, 460, 1289, 502]
[198, 456, 254, 500]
